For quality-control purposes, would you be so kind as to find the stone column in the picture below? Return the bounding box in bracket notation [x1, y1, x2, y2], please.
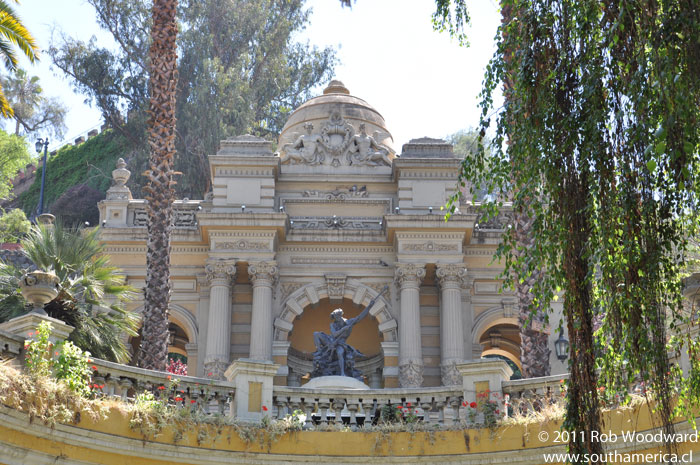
[394, 263, 426, 387]
[436, 264, 468, 385]
[435, 264, 467, 386]
[203, 259, 236, 379]
[248, 261, 278, 361]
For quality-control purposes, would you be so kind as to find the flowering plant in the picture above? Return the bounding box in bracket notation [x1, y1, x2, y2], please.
[166, 358, 187, 376]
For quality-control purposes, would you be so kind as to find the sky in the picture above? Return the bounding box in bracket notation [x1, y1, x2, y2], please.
[12, 0, 501, 152]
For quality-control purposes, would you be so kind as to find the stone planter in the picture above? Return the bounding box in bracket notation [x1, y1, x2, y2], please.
[19, 270, 60, 315]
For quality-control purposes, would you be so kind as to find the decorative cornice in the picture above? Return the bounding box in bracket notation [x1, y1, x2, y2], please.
[291, 257, 383, 265]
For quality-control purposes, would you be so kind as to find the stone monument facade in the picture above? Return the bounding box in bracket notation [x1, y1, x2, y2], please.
[98, 80, 567, 388]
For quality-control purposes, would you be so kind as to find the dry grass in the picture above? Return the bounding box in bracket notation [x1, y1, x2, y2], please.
[0, 364, 108, 427]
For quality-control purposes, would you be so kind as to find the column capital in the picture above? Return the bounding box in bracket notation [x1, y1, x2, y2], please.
[249, 261, 278, 286]
[436, 263, 468, 289]
[205, 258, 236, 283]
[394, 263, 426, 288]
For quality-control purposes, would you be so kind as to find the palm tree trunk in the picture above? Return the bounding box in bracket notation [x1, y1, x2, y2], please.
[138, 0, 178, 371]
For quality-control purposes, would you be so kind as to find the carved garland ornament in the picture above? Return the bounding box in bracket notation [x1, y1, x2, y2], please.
[399, 360, 424, 388]
[403, 241, 459, 252]
[441, 361, 461, 386]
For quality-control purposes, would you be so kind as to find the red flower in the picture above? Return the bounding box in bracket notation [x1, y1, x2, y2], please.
[469, 402, 477, 409]
[100, 384, 105, 389]
[92, 365, 97, 371]
[55, 351, 59, 356]
[462, 401, 467, 407]
[262, 405, 268, 411]
[396, 405, 403, 409]
[495, 409, 500, 414]
[415, 409, 419, 413]
[207, 372, 212, 377]
[175, 397, 183, 402]
[406, 402, 411, 407]
[167, 375, 171, 380]
[158, 386, 165, 390]
[190, 400, 196, 404]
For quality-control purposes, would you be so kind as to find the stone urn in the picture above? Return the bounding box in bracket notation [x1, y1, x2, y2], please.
[19, 271, 60, 315]
[112, 158, 131, 186]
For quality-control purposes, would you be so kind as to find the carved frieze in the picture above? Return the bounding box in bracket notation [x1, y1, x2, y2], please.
[279, 113, 393, 167]
[301, 187, 368, 199]
[399, 360, 424, 388]
[402, 241, 459, 252]
[216, 239, 269, 251]
[289, 216, 382, 230]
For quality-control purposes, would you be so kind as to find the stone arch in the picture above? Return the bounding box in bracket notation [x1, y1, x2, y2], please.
[274, 278, 397, 343]
[472, 306, 518, 347]
[132, 304, 198, 345]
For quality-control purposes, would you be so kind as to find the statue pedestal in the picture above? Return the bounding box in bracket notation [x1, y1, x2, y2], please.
[0, 313, 74, 344]
[224, 359, 279, 423]
[303, 376, 369, 390]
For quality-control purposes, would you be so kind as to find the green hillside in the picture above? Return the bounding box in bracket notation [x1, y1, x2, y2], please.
[18, 130, 128, 224]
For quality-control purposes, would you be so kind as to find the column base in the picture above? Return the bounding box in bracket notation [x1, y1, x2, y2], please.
[399, 360, 424, 388]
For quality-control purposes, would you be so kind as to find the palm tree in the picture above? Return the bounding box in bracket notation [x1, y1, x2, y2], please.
[0, 223, 138, 362]
[0, 0, 39, 117]
[137, 0, 178, 371]
[1, 68, 41, 134]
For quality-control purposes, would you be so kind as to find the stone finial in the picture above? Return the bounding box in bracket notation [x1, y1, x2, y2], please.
[106, 158, 132, 200]
[323, 80, 350, 95]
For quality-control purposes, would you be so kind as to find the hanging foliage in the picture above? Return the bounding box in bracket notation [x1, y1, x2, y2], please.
[437, 0, 700, 461]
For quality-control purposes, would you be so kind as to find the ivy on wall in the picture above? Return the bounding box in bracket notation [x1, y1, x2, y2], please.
[18, 130, 128, 222]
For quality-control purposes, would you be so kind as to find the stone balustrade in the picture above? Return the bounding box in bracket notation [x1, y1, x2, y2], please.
[90, 358, 234, 415]
[127, 200, 201, 229]
[272, 385, 465, 427]
[502, 373, 568, 415]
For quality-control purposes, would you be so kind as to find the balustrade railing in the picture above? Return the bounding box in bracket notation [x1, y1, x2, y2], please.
[502, 373, 568, 416]
[90, 358, 233, 414]
[272, 386, 465, 427]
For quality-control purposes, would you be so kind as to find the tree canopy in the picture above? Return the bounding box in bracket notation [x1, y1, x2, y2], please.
[0, 128, 32, 200]
[0, 68, 67, 139]
[50, 0, 336, 198]
[438, 0, 700, 461]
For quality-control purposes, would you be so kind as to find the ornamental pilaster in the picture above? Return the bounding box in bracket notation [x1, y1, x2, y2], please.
[248, 261, 278, 361]
[203, 259, 236, 379]
[394, 263, 426, 388]
[436, 264, 468, 386]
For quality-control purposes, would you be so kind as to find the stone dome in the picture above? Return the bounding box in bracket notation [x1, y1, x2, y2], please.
[278, 80, 395, 155]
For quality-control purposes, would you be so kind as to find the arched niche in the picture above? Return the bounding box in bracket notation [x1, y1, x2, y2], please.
[274, 279, 396, 344]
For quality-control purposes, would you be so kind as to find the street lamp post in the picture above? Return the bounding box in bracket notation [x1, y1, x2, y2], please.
[35, 138, 49, 216]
